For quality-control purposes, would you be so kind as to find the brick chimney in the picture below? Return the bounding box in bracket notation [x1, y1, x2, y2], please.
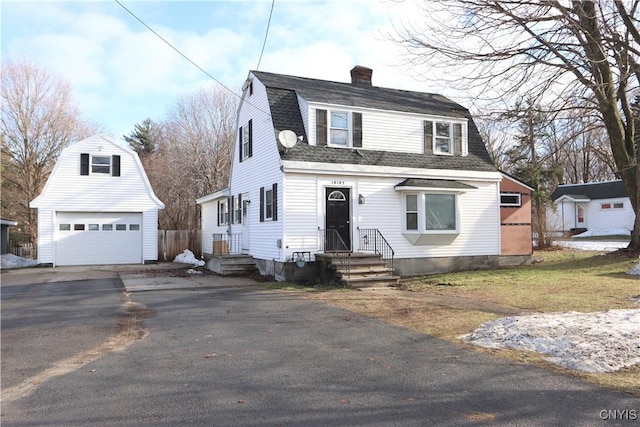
[350, 65, 373, 86]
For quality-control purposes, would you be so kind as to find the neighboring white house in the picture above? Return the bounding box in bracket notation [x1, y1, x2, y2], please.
[198, 66, 503, 280]
[30, 134, 164, 266]
[547, 180, 633, 234]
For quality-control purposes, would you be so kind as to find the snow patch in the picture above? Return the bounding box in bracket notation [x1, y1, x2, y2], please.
[461, 309, 640, 373]
[573, 228, 630, 237]
[173, 249, 205, 267]
[1, 254, 38, 269]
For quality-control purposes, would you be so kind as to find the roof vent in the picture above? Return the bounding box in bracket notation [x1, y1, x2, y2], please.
[350, 65, 373, 86]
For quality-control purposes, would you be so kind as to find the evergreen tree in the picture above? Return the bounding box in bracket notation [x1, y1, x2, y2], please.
[123, 118, 157, 158]
[504, 99, 563, 248]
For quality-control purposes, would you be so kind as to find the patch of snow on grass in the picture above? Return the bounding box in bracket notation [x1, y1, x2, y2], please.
[173, 249, 205, 267]
[1, 254, 38, 269]
[573, 228, 631, 237]
[461, 309, 640, 373]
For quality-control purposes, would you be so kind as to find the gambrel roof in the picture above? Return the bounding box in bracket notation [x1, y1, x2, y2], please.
[550, 180, 627, 201]
[251, 70, 497, 173]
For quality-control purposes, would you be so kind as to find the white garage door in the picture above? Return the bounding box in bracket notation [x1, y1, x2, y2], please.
[55, 212, 142, 266]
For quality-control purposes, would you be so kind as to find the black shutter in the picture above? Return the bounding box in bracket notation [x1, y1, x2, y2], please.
[230, 195, 235, 223]
[453, 123, 463, 155]
[260, 187, 265, 222]
[217, 201, 221, 226]
[238, 126, 243, 162]
[248, 119, 253, 158]
[352, 112, 362, 148]
[237, 194, 242, 224]
[112, 155, 121, 176]
[272, 183, 278, 221]
[424, 120, 433, 153]
[80, 153, 89, 175]
[316, 109, 327, 146]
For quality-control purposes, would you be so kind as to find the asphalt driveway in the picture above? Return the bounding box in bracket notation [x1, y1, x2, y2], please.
[1, 267, 638, 426]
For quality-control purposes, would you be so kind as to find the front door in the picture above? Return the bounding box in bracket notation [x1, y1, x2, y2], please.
[325, 187, 351, 251]
[576, 204, 585, 228]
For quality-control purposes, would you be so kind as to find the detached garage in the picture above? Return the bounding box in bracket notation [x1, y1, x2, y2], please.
[31, 134, 164, 266]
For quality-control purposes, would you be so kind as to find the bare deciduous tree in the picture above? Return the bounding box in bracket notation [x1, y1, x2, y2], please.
[1, 60, 99, 244]
[138, 85, 237, 230]
[393, 0, 640, 249]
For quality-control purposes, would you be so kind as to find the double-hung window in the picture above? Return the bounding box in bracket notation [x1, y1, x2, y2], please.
[316, 109, 362, 148]
[218, 199, 229, 225]
[330, 111, 349, 146]
[80, 153, 121, 176]
[92, 156, 111, 174]
[424, 120, 465, 156]
[260, 183, 278, 222]
[239, 120, 253, 162]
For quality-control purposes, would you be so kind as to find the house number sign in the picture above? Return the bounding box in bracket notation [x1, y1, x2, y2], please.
[331, 180, 345, 185]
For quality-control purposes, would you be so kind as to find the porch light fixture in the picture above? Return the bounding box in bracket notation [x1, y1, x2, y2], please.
[358, 194, 365, 204]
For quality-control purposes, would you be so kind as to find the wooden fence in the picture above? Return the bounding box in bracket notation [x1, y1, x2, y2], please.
[158, 230, 201, 262]
[10, 242, 36, 259]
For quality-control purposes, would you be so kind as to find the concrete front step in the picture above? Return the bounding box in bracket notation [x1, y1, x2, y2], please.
[206, 255, 257, 276]
[342, 274, 401, 289]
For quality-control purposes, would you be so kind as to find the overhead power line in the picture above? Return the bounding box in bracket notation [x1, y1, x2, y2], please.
[114, 0, 272, 118]
[256, 0, 275, 70]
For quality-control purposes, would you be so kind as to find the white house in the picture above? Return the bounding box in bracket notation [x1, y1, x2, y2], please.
[547, 180, 633, 234]
[198, 66, 503, 283]
[30, 134, 164, 266]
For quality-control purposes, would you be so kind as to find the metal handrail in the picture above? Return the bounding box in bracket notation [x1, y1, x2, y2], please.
[212, 232, 243, 255]
[358, 228, 394, 272]
[318, 228, 351, 279]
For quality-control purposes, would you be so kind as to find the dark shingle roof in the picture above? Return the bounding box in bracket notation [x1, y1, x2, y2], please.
[251, 70, 496, 172]
[551, 181, 627, 201]
[395, 179, 477, 190]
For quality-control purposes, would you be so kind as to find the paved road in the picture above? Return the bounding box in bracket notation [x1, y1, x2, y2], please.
[1, 269, 638, 426]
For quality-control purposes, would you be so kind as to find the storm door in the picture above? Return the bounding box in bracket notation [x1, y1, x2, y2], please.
[325, 187, 351, 251]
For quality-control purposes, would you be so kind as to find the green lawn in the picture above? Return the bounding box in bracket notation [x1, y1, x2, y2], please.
[401, 249, 640, 312]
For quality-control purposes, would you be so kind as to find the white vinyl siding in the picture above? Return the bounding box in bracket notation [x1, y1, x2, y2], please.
[308, 104, 467, 155]
[281, 174, 500, 260]
[230, 75, 283, 261]
[200, 200, 217, 256]
[31, 135, 163, 265]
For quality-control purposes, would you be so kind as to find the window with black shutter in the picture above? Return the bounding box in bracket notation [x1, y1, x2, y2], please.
[316, 109, 327, 146]
[80, 153, 89, 175]
[112, 155, 121, 176]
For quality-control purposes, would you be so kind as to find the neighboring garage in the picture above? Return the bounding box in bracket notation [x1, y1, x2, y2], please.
[31, 135, 164, 266]
[55, 212, 143, 266]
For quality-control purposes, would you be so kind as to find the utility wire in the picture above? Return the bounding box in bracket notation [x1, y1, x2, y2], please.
[256, 0, 275, 70]
[114, 0, 272, 117]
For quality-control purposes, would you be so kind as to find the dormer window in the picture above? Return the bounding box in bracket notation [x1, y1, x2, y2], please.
[424, 120, 466, 156]
[316, 109, 362, 148]
[330, 111, 349, 146]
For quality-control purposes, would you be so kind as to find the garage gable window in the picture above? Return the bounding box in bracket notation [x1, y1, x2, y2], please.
[81, 153, 121, 176]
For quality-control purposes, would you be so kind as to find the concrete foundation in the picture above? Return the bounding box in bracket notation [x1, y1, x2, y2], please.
[499, 255, 533, 267]
[394, 255, 499, 277]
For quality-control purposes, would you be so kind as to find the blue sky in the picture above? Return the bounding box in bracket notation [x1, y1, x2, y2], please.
[2, 0, 449, 139]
